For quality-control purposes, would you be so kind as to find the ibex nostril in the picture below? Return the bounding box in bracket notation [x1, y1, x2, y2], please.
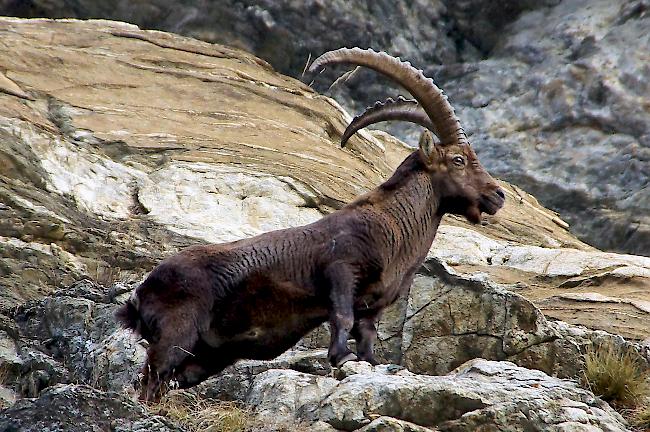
[495, 188, 505, 200]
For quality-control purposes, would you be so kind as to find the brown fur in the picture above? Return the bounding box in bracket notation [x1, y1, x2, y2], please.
[116, 143, 504, 401]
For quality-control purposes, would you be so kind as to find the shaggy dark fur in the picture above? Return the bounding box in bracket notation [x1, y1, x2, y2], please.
[116, 146, 504, 401]
[116, 47, 506, 401]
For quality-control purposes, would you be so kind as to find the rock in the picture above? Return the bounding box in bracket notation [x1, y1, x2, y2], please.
[3, 360, 626, 431]
[6, 280, 146, 396]
[299, 252, 649, 379]
[140, 162, 323, 243]
[430, 225, 650, 340]
[0, 384, 181, 431]
[436, 0, 650, 256]
[314, 359, 628, 431]
[15, 348, 68, 398]
[357, 417, 434, 432]
[308, 421, 342, 432]
[0, 387, 16, 411]
[336, 361, 376, 379]
[90, 328, 147, 393]
[324, 251, 647, 378]
[512, 320, 650, 379]
[178, 358, 634, 430]
[440, 0, 560, 56]
[2, 1, 647, 256]
[0, 0, 456, 80]
[0, 324, 21, 379]
[246, 369, 338, 419]
[398, 259, 557, 375]
[194, 348, 331, 401]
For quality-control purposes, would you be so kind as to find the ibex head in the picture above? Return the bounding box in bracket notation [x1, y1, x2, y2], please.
[309, 48, 505, 224]
[417, 129, 504, 223]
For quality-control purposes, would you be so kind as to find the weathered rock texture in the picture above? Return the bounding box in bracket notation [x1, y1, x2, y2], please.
[1, 17, 649, 339]
[0, 384, 181, 431]
[0, 360, 630, 431]
[317, 360, 628, 431]
[2, 278, 644, 431]
[197, 360, 630, 431]
[0, 0, 456, 78]
[0, 17, 649, 432]
[438, 0, 650, 257]
[3, 0, 646, 256]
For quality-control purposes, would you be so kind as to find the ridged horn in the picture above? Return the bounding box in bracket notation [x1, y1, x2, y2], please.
[341, 96, 438, 147]
[309, 48, 468, 147]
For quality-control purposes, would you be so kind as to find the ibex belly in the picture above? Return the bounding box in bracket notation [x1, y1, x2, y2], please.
[204, 278, 328, 359]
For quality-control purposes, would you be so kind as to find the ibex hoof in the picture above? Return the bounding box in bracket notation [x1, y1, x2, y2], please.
[335, 352, 358, 367]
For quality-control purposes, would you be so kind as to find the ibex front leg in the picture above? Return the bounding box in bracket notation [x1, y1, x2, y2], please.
[324, 262, 357, 367]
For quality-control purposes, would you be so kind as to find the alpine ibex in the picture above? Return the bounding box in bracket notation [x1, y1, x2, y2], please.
[116, 48, 505, 401]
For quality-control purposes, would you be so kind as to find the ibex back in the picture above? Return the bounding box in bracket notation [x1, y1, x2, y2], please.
[116, 48, 505, 401]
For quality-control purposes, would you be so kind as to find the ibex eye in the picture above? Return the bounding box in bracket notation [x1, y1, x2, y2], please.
[452, 156, 465, 166]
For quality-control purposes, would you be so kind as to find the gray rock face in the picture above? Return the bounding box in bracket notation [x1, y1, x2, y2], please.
[398, 260, 558, 375]
[3, 0, 645, 255]
[357, 417, 433, 432]
[0, 0, 455, 77]
[4, 280, 145, 397]
[240, 360, 628, 431]
[0, 384, 180, 432]
[452, 0, 650, 256]
[384, 0, 650, 256]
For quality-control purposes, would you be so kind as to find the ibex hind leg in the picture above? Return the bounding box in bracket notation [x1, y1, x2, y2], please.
[139, 310, 199, 402]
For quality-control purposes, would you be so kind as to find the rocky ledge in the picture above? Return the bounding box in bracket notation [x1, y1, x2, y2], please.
[0, 273, 646, 430]
[0, 360, 630, 431]
[0, 18, 649, 431]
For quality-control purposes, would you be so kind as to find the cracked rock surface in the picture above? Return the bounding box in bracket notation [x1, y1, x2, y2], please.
[0, 17, 648, 431]
[312, 359, 628, 431]
[0, 17, 648, 341]
[2, 0, 647, 256]
[187, 359, 633, 431]
[0, 384, 180, 431]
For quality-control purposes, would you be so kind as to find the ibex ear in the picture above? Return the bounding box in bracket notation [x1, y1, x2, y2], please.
[418, 130, 440, 164]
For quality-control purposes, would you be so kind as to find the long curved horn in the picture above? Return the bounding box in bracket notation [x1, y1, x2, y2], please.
[309, 48, 468, 147]
[341, 96, 438, 147]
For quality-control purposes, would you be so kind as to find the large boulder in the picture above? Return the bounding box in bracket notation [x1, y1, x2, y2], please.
[242, 360, 628, 431]
[1, 1, 647, 256]
[0, 384, 180, 431]
[0, 281, 144, 398]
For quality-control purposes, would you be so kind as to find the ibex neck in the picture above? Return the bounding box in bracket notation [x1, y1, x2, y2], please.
[374, 151, 442, 261]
